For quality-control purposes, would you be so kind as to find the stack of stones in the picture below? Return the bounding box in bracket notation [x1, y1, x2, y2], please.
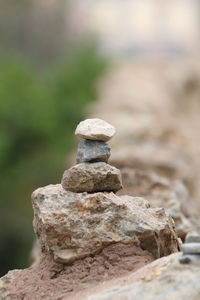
[179, 231, 200, 264]
[61, 118, 122, 193]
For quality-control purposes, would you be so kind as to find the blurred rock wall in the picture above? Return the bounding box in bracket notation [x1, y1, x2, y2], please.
[67, 1, 200, 238]
[88, 58, 200, 225]
[68, 0, 200, 57]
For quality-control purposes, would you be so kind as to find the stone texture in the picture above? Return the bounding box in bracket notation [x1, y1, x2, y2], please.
[75, 118, 116, 142]
[182, 243, 200, 254]
[0, 244, 154, 300]
[32, 184, 180, 263]
[61, 162, 122, 193]
[185, 231, 200, 243]
[76, 139, 111, 163]
[87, 61, 200, 213]
[179, 254, 200, 264]
[117, 168, 200, 240]
[82, 253, 200, 300]
[2, 253, 200, 299]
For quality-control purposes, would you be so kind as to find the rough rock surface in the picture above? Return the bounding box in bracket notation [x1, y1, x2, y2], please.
[117, 168, 200, 239]
[75, 253, 200, 300]
[75, 118, 116, 142]
[32, 184, 180, 263]
[76, 139, 111, 163]
[61, 162, 122, 193]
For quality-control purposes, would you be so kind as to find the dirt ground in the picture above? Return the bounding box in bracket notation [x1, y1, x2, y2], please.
[7, 243, 153, 300]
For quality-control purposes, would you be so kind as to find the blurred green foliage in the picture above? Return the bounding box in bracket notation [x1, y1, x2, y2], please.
[0, 46, 107, 276]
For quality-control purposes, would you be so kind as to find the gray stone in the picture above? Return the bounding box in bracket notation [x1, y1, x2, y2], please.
[32, 184, 180, 263]
[61, 162, 122, 193]
[179, 254, 200, 264]
[76, 139, 111, 164]
[182, 243, 200, 254]
[75, 118, 116, 142]
[185, 231, 200, 243]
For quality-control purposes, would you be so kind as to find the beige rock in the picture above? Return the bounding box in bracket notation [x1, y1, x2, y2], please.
[117, 168, 200, 240]
[110, 142, 193, 183]
[185, 231, 200, 243]
[0, 272, 11, 299]
[75, 118, 116, 142]
[80, 253, 200, 300]
[32, 184, 180, 263]
[61, 162, 122, 193]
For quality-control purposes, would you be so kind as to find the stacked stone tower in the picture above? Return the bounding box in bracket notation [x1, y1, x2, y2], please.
[61, 118, 122, 193]
[31, 118, 180, 265]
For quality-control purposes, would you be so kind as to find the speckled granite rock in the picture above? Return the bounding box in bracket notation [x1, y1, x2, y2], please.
[76, 139, 111, 163]
[61, 162, 122, 193]
[32, 184, 180, 263]
[75, 118, 116, 142]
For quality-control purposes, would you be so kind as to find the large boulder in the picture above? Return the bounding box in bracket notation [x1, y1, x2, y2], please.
[32, 184, 180, 263]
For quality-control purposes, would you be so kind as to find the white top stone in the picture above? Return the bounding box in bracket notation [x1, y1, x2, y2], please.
[75, 118, 116, 142]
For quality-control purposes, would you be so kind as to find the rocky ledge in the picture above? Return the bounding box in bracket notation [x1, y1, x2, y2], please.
[32, 184, 180, 263]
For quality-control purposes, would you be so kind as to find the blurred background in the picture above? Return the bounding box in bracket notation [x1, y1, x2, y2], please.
[1, 0, 200, 276]
[0, 0, 107, 276]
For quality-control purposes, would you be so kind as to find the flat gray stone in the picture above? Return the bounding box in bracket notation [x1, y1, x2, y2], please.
[61, 162, 122, 193]
[75, 118, 116, 142]
[179, 254, 200, 264]
[185, 231, 200, 243]
[76, 139, 111, 164]
[182, 243, 200, 254]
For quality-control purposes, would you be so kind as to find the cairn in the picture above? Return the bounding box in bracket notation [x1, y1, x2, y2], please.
[61, 118, 122, 193]
[29, 118, 180, 266]
[179, 231, 200, 264]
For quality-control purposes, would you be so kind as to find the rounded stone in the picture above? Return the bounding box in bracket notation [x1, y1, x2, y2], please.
[182, 243, 200, 254]
[185, 231, 200, 244]
[75, 118, 116, 142]
[61, 162, 122, 193]
[179, 254, 200, 264]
